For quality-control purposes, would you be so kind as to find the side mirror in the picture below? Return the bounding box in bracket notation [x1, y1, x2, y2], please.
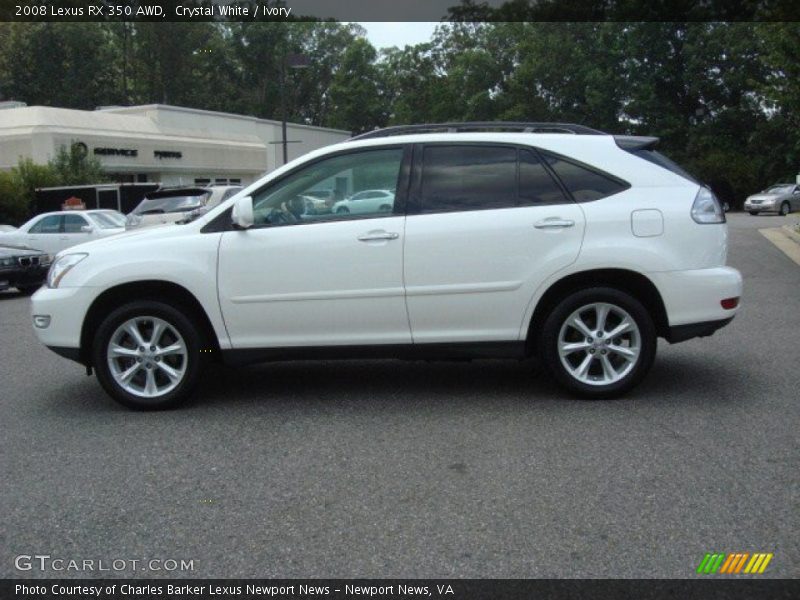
[80, 225, 94, 233]
[231, 195, 254, 229]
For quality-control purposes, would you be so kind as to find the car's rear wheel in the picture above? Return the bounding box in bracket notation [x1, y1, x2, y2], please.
[779, 202, 790, 216]
[748, 211, 759, 215]
[336, 206, 350, 214]
[92, 301, 203, 410]
[540, 287, 656, 399]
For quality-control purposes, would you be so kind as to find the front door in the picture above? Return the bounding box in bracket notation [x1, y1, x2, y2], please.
[218, 146, 412, 349]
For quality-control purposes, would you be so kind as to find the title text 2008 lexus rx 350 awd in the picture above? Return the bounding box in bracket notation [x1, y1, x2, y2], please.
[31, 123, 742, 409]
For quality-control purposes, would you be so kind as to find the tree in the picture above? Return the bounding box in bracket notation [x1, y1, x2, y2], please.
[49, 144, 107, 186]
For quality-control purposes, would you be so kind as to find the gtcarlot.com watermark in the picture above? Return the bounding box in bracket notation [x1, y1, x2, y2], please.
[15, 554, 195, 573]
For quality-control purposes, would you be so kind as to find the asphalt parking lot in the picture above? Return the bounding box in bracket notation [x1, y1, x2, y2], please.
[1, 213, 798, 579]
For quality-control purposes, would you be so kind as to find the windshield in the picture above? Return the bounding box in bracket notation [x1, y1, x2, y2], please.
[133, 193, 210, 215]
[88, 212, 124, 229]
[765, 185, 793, 194]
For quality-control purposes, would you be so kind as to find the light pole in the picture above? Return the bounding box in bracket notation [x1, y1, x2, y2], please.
[280, 53, 310, 165]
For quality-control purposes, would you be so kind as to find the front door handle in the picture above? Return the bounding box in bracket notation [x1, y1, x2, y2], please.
[358, 231, 400, 242]
[534, 218, 575, 229]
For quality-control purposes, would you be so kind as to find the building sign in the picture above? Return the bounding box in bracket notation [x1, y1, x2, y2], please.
[94, 147, 138, 157]
[154, 150, 182, 159]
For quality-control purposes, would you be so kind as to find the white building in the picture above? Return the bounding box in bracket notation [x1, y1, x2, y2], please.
[0, 103, 350, 186]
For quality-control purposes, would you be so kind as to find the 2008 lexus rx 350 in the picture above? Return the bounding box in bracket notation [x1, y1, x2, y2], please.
[31, 122, 742, 409]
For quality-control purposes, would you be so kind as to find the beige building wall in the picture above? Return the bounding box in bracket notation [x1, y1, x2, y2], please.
[0, 104, 350, 186]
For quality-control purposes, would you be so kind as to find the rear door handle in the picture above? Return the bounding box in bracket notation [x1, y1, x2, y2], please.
[534, 218, 575, 229]
[358, 231, 399, 242]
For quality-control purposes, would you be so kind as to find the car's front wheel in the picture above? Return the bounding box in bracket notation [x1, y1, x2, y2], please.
[540, 287, 656, 399]
[779, 202, 790, 216]
[92, 301, 203, 410]
[748, 210, 759, 215]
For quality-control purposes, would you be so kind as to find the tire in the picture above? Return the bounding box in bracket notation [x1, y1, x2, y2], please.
[748, 211, 758, 216]
[779, 202, 790, 216]
[92, 300, 204, 410]
[336, 206, 350, 214]
[17, 285, 39, 296]
[539, 287, 657, 399]
[378, 204, 391, 213]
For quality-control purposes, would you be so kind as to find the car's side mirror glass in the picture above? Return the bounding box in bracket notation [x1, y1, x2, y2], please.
[231, 195, 254, 229]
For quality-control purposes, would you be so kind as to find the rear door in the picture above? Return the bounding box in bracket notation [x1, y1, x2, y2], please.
[403, 143, 586, 344]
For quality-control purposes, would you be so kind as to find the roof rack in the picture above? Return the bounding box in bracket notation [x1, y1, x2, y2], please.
[350, 121, 605, 141]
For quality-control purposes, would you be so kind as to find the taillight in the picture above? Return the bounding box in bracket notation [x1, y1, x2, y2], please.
[691, 186, 726, 224]
[721, 297, 739, 310]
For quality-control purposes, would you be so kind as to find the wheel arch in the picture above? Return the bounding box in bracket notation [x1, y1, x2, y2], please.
[80, 280, 220, 367]
[525, 268, 669, 355]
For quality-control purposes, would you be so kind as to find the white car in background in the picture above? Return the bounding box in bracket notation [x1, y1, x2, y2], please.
[0, 224, 17, 232]
[126, 185, 243, 230]
[1, 210, 125, 255]
[332, 189, 395, 215]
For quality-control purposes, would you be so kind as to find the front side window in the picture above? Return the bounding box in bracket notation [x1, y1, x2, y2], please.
[251, 148, 404, 227]
[63, 214, 89, 233]
[421, 145, 517, 213]
[28, 215, 61, 234]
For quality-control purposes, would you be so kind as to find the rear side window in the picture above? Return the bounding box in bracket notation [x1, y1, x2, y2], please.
[421, 145, 517, 212]
[543, 152, 629, 201]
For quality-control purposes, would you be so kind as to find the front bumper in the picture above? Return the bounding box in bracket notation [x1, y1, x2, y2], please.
[744, 200, 776, 212]
[30, 286, 96, 356]
[0, 265, 48, 290]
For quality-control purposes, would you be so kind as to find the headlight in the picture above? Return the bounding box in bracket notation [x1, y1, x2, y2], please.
[125, 213, 143, 229]
[47, 253, 88, 288]
[691, 186, 726, 224]
[0, 257, 13, 267]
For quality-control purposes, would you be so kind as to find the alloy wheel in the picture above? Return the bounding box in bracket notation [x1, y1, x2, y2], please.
[557, 302, 642, 386]
[106, 316, 188, 398]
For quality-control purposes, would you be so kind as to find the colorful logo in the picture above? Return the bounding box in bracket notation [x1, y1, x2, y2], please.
[697, 552, 773, 574]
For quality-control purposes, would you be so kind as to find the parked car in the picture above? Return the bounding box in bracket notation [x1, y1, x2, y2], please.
[1, 210, 125, 255]
[332, 189, 395, 215]
[31, 122, 742, 409]
[125, 185, 243, 230]
[0, 224, 17, 232]
[744, 183, 800, 216]
[0, 243, 50, 295]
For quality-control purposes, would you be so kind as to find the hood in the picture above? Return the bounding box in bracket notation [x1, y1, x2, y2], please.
[54, 221, 198, 257]
[0, 243, 45, 257]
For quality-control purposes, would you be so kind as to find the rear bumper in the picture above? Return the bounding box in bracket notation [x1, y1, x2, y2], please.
[649, 267, 742, 331]
[665, 317, 734, 344]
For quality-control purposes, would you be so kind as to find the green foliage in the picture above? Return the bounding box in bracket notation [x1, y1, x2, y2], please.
[48, 144, 108, 187]
[0, 170, 26, 225]
[0, 20, 798, 205]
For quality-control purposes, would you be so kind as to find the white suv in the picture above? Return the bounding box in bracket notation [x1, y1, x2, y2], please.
[31, 123, 742, 409]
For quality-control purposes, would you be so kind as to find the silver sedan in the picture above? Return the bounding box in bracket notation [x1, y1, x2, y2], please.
[744, 183, 800, 216]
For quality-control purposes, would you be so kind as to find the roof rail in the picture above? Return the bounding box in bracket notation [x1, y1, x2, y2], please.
[350, 121, 606, 141]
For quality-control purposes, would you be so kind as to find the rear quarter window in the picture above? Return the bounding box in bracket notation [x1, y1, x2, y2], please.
[543, 152, 630, 201]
